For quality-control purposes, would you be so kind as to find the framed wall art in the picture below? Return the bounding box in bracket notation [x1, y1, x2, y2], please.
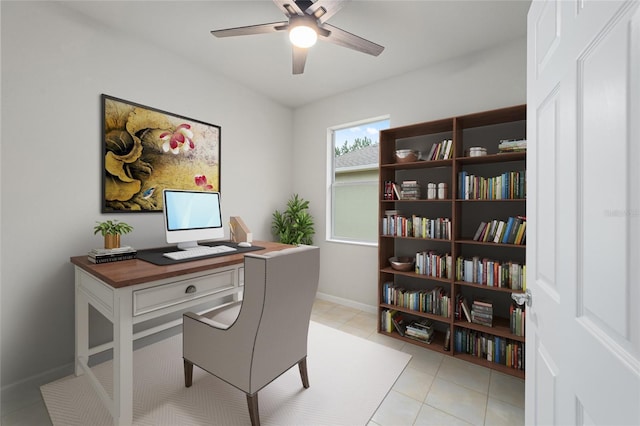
[101, 94, 220, 212]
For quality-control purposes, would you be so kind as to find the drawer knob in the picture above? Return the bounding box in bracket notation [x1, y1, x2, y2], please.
[185, 285, 197, 294]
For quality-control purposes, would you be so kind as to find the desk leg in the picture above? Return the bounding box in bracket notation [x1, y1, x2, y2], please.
[112, 291, 133, 426]
[75, 274, 89, 376]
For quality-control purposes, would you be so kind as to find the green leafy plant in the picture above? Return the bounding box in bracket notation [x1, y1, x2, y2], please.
[93, 219, 134, 236]
[272, 194, 315, 245]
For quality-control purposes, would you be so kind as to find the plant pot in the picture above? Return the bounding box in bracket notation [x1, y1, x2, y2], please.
[104, 234, 121, 249]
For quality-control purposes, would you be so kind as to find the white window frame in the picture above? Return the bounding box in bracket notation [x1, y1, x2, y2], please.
[326, 115, 390, 246]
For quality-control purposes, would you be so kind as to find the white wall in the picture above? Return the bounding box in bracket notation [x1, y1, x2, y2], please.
[293, 38, 527, 310]
[0, 1, 293, 390]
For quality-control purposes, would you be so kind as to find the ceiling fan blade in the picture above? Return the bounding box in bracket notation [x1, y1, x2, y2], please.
[292, 46, 308, 75]
[304, 0, 346, 23]
[273, 0, 306, 18]
[321, 23, 384, 56]
[211, 22, 288, 38]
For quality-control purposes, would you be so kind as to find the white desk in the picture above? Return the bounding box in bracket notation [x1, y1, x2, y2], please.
[71, 241, 289, 426]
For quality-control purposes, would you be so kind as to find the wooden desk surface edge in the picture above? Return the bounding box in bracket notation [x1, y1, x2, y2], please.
[70, 241, 293, 288]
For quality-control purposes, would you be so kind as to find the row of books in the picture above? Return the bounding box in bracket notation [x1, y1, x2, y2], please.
[454, 328, 525, 370]
[380, 310, 437, 344]
[88, 246, 137, 264]
[383, 181, 400, 200]
[382, 213, 451, 240]
[380, 309, 404, 334]
[415, 251, 452, 279]
[498, 138, 527, 153]
[472, 217, 526, 245]
[458, 170, 526, 200]
[510, 303, 526, 337]
[455, 256, 526, 290]
[381, 282, 451, 318]
[425, 139, 454, 161]
[383, 180, 423, 200]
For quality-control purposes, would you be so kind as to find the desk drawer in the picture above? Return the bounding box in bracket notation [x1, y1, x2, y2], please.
[133, 269, 236, 316]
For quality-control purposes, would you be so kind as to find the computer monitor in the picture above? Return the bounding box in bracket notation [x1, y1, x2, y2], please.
[162, 189, 224, 250]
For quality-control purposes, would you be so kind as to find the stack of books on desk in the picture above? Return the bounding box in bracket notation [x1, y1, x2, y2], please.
[88, 246, 137, 264]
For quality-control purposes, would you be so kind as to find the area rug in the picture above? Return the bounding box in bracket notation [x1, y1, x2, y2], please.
[41, 321, 411, 425]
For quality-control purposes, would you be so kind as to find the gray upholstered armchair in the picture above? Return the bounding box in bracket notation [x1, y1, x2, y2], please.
[182, 244, 320, 426]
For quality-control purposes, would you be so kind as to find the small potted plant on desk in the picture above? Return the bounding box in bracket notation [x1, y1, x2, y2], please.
[94, 219, 134, 249]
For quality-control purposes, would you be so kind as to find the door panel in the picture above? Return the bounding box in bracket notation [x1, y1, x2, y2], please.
[527, 1, 640, 425]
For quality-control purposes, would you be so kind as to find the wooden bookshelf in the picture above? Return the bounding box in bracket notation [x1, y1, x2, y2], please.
[378, 104, 526, 379]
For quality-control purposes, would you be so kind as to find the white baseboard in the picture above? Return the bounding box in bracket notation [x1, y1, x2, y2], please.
[315, 292, 377, 314]
[1, 362, 73, 416]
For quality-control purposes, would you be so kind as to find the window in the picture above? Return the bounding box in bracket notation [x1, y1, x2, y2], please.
[328, 117, 390, 244]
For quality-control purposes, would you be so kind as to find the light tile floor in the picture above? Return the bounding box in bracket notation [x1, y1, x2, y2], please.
[2, 299, 524, 426]
[311, 298, 525, 426]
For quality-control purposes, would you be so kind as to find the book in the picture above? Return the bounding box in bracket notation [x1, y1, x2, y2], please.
[405, 319, 435, 343]
[88, 252, 136, 264]
[506, 217, 522, 244]
[501, 217, 515, 243]
[392, 183, 401, 200]
[472, 298, 493, 309]
[472, 221, 487, 241]
[89, 246, 136, 256]
[391, 311, 407, 336]
[88, 246, 137, 263]
[514, 221, 527, 245]
[443, 327, 451, 351]
[461, 298, 472, 322]
[493, 221, 506, 243]
[426, 143, 437, 161]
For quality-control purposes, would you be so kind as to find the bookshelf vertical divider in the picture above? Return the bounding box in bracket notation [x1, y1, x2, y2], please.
[378, 105, 527, 379]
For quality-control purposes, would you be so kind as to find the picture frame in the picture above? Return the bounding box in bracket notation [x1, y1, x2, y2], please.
[101, 94, 220, 213]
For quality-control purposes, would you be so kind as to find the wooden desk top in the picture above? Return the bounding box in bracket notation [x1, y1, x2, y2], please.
[70, 241, 292, 289]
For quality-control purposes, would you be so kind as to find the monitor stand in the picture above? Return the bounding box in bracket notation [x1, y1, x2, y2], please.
[176, 241, 203, 250]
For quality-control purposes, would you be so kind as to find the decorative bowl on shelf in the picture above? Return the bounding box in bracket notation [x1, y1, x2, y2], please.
[395, 149, 418, 163]
[389, 256, 415, 271]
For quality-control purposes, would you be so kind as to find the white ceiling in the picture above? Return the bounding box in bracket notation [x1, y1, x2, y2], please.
[59, 0, 531, 108]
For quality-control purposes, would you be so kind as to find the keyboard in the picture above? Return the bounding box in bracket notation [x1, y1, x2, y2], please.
[162, 245, 237, 260]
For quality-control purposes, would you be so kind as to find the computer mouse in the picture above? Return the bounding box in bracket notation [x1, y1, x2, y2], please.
[238, 242, 252, 248]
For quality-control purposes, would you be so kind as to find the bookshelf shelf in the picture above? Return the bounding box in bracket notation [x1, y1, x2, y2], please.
[381, 158, 453, 170]
[378, 104, 527, 378]
[455, 353, 525, 379]
[380, 330, 451, 354]
[454, 317, 525, 342]
[455, 239, 526, 248]
[380, 268, 453, 283]
[380, 303, 450, 323]
[455, 281, 524, 294]
[456, 151, 526, 165]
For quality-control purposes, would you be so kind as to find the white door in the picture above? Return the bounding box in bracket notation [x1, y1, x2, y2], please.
[526, 0, 640, 425]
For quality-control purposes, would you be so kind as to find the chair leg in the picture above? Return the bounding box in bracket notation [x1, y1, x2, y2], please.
[246, 393, 260, 426]
[184, 359, 193, 388]
[298, 357, 310, 389]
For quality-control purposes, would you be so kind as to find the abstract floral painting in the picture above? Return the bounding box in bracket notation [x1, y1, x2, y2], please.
[101, 94, 220, 212]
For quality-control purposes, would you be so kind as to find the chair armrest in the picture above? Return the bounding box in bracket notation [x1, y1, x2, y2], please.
[184, 300, 242, 330]
[183, 311, 229, 330]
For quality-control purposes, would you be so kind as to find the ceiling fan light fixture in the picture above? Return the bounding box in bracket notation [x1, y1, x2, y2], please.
[289, 24, 317, 48]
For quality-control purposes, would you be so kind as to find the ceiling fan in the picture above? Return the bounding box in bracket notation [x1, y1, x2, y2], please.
[211, 0, 385, 75]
